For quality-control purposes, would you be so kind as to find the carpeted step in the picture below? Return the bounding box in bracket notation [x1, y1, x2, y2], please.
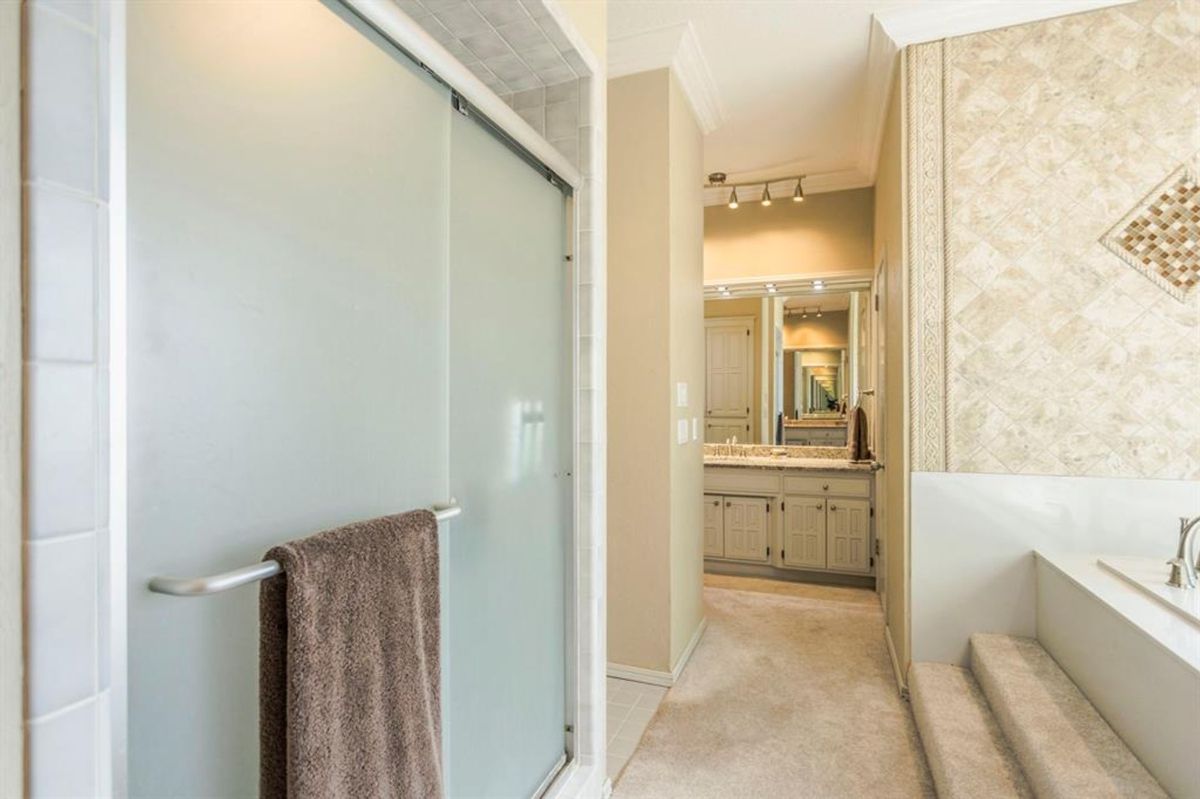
[970, 634, 1167, 799]
[909, 662, 1032, 799]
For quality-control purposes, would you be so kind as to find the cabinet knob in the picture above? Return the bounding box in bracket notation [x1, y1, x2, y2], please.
[817, 504, 824, 510]
[712, 500, 720, 507]
[830, 505, 837, 511]
[726, 501, 731, 507]
[823, 483, 830, 491]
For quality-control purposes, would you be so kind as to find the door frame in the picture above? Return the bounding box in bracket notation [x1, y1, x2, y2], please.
[872, 256, 886, 613]
[704, 315, 754, 441]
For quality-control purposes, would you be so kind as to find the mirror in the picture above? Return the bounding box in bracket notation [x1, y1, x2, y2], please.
[704, 288, 868, 447]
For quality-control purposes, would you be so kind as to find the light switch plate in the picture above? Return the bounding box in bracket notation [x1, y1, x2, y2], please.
[676, 382, 688, 408]
[692, 417, 699, 441]
[677, 419, 689, 444]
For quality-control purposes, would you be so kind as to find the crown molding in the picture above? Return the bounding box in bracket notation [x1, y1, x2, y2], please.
[874, 0, 1133, 48]
[608, 22, 724, 135]
[702, 169, 872, 207]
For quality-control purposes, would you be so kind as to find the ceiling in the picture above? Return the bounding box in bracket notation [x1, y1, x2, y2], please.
[608, 0, 917, 187]
[607, 0, 1132, 195]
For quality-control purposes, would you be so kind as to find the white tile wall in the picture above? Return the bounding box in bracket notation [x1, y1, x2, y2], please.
[23, 0, 112, 795]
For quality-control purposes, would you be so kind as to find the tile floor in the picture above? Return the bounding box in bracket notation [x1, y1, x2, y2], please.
[605, 677, 667, 783]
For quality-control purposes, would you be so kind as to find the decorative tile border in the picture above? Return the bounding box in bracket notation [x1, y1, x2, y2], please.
[906, 40, 948, 473]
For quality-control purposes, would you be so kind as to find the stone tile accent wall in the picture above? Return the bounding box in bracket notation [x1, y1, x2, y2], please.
[913, 0, 1200, 480]
[23, 0, 113, 795]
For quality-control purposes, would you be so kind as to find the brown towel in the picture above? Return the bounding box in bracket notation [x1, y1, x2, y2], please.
[848, 404, 870, 461]
[260, 510, 442, 799]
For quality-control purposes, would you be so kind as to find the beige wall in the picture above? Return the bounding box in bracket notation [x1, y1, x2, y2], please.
[703, 298, 762, 442]
[0, 2, 21, 793]
[704, 187, 875, 283]
[875, 57, 909, 682]
[928, 2, 1199, 480]
[557, 0, 606, 66]
[782, 310, 848, 349]
[607, 68, 704, 674]
[666, 70, 705, 668]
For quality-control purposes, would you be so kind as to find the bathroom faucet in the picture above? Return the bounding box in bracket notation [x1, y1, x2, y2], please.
[1166, 516, 1200, 589]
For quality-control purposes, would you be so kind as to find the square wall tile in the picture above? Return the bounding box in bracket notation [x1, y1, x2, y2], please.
[28, 364, 97, 537]
[27, 533, 98, 717]
[27, 187, 97, 362]
[27, 698, 98, 799]
[26, 6, 98, 192]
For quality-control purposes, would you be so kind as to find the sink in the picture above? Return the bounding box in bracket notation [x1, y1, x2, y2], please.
[1097, 555, 1200, 629]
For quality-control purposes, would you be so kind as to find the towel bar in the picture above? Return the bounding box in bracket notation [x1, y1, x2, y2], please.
[147, 503, 462, 597]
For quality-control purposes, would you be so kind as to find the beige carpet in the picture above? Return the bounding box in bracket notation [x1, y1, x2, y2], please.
[613, 576, 934, 798]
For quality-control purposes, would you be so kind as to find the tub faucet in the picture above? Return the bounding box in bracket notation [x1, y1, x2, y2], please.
[1166, 516, 1200, 589]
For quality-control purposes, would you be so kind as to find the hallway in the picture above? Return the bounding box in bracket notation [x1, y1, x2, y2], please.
[613, 576, 934, 798]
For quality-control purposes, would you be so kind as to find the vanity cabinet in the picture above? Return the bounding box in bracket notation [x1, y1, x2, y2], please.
[703, 495, 724, 558]
[701, 494, 770, 562]
[782, 497, 826, 569]
[703, 465, 874, 579]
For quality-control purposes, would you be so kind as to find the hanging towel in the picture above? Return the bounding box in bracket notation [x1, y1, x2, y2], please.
[848, 404, 870, 461]
[259, 510, 442, 799]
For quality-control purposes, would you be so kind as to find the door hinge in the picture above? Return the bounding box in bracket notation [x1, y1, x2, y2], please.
[875, 293, 880, 311]
[766, 502, 770, 513]
[870, 556, 875, 568]
[451, 91, 470, 117]
[781, 500, 786, 511]
[564, 723, 574, 733]
[781, 549, 786, 559]
[766, 546, 771, 557]
[564, 254, 573, 262]
[746, 329, 750, 336]
[870, 506, 875, 518]
[874, 539, 880, 555]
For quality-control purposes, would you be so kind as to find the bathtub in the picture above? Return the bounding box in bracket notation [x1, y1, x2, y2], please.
[1035, 551, 1200, 799]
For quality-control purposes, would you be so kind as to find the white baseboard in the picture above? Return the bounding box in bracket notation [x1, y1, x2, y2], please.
[608, 617, 709, 687]
[885, 624, 908, 698]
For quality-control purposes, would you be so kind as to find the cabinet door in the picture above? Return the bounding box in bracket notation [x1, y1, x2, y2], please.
[723, 497, 769, 562]
[827, 498, 871, 572]
[703, 495, 725, 557]
[783, 496, 826, 569]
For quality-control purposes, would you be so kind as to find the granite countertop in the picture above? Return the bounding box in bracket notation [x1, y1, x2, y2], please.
[703, 455, 877, 472]
[783, 419, 848, 428]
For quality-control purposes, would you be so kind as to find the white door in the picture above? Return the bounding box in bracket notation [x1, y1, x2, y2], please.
[705, 320, 752, 440]
[703, 495, 724, 557]
[827, 498, 871, 573]
[706, 420, 748, 444]
[783, 496, 826, 569]
[723, 497, 769, 562]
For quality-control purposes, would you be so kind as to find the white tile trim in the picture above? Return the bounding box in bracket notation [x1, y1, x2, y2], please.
[0, 2, 22, 794]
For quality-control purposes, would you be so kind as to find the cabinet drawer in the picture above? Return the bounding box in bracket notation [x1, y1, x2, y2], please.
[783, 474, 869, 498]
[704, 468, 783, 496]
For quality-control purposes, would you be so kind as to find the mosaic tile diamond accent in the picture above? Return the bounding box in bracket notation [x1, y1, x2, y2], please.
[1101, 162, 1200, 301]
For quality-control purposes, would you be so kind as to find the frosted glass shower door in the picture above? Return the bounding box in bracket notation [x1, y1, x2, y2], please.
[126, 2, 451, 795]
[446, 114, 572, 797]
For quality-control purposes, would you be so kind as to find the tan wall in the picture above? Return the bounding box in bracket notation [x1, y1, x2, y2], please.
[607, 68, 705, 673]
[703, 298, 762, 442]
[782, 310, 848, 349]
[875, 57, 909, 681]
[666, 70, 705, 668]
[608, 70, 672, 671]
[704, 188, 875, 283]
[932, 2, 1199, 480]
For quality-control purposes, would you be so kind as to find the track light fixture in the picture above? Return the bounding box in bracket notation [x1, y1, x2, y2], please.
[704, 173, 807, 210]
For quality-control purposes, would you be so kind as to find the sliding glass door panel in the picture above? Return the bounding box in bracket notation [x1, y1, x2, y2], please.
[127, 2, 450, 795]
[446, 113, 571, 798]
